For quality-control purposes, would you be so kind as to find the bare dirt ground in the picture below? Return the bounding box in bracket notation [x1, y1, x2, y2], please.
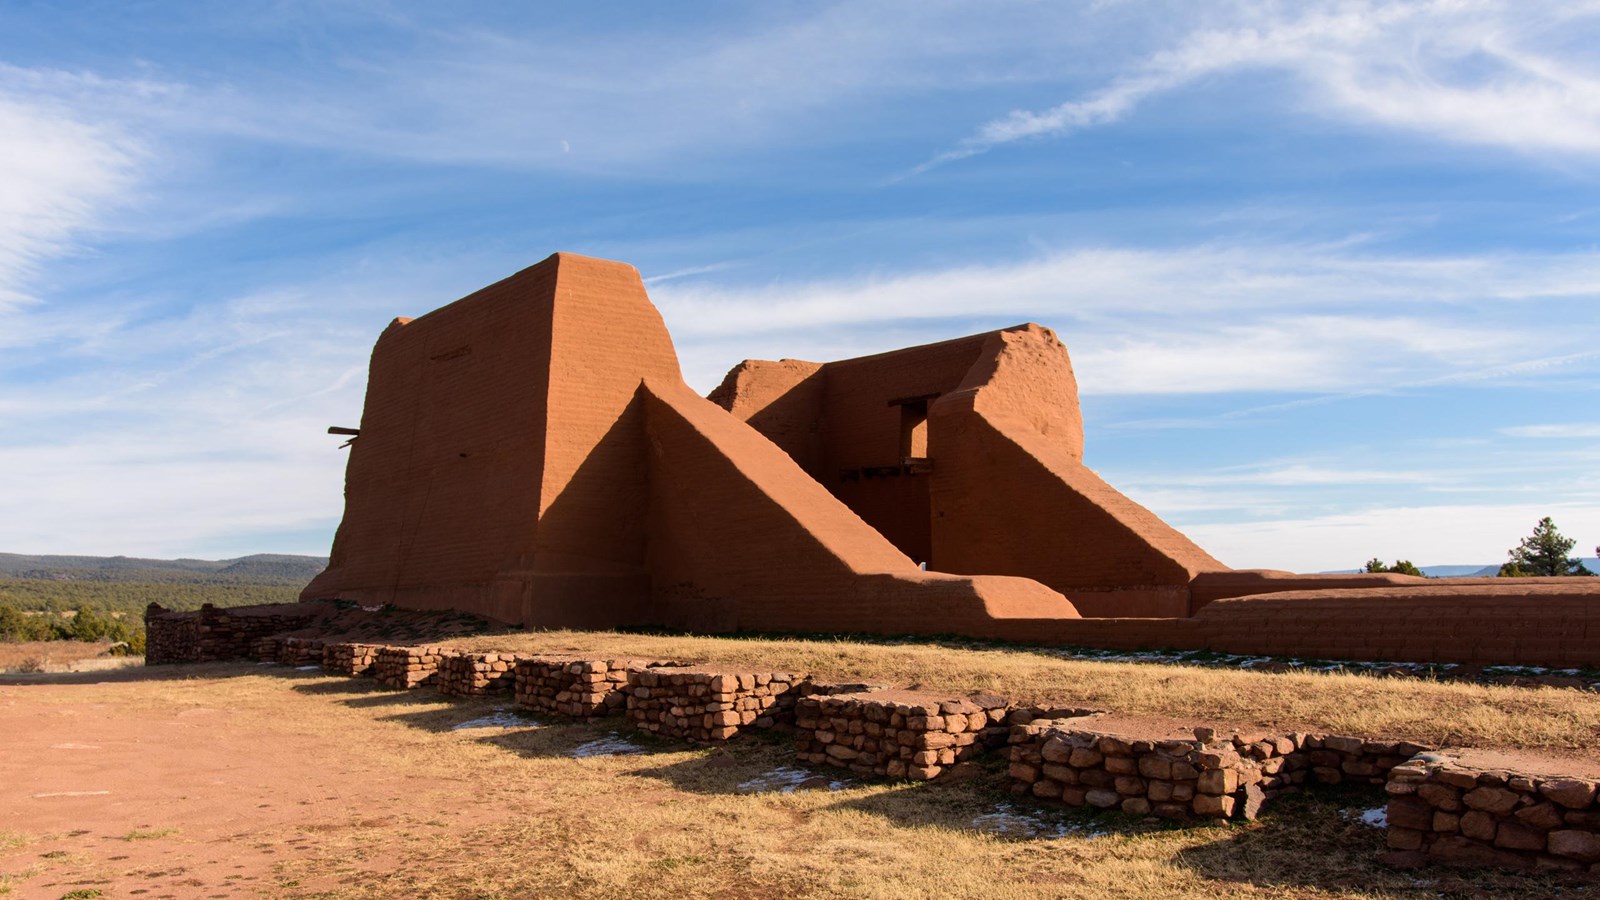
[2, 660, 1595, 899]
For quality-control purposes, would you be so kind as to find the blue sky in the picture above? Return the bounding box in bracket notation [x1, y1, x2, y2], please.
[2, 0, 1598, 572]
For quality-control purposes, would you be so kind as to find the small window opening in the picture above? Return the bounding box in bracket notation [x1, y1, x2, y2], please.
[899, 399, 928, 462]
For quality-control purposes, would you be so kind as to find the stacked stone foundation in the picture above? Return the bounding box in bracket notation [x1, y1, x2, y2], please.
[627, 667, 798, 740]
[1385, 753, 1600, 873]
[322, 642, 383, 677]
[252, 636, 282, 663]
[144, 608, 198, 664]
[437, 652, 522, 697]
[514, 657, 685, 719]
[278, 637, 325, 666]
[1008, 719, 1430, 820]
[794, 691, 1012, 781]
[375, 645, 448, 689]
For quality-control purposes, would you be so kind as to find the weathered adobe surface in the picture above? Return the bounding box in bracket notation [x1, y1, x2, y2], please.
[301, 251, 1076, 637]
[1384, 749, 1600, 873]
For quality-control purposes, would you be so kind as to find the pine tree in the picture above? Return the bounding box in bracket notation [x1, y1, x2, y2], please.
[1364, 558, 1423, 576]
[1499, 517, 1596, 577]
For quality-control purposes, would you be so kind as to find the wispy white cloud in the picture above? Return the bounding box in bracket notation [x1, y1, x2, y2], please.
[653, 242, 1600, 393]
[1501, 423, 1600, 438]
[915, 0, 1600, 174]
[0, 67, 151, 312]
[1181, 500, 1600, 572]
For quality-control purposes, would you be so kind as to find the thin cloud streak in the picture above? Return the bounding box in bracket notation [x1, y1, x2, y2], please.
[914, 0, 1600, 174]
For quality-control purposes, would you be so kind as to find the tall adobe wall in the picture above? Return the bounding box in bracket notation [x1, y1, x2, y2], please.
[712, 324, 1228, 616]
[304, 253, 1079, 634]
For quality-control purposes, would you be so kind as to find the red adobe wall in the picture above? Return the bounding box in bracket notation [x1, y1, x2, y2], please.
[714, 324, 1229, 617]
[977, 583, 1600, 667]
[305, 253, 1083, 633]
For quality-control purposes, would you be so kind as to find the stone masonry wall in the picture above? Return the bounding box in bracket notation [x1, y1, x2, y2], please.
[437, 652, 522, 697]
[375, 645, 448, 689]
[1007, 719, 1430, 820]
[627, 666, 799, 741]
[793, 690, 1012, 780]
[322, 642, 383, 677]
[144, 605, 199, 664]
[278, 637, 325, 666]
[144, 602, 321, 665]
[514, 657, 685, 719]
[252, 637, 282, 663]
[1385, 751, 1600, 873]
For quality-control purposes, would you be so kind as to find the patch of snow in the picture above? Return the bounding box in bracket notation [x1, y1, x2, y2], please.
[295, 665, 321, 671]
[452, 709, 539, 731]
[256, 661, 275, 666]
[1341, 806, 1388, 827]
[736, 766, 847, 794]
[571, 734, 645, 758]
[970, 803, 1104, 839]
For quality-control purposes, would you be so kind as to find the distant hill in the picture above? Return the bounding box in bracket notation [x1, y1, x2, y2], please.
[0, 552, 328, 586]
[1320, 558, 1600, 578]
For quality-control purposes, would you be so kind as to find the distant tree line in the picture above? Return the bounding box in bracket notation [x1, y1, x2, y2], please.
[0, 578, 302, 656]
[0, 603, 145, 654]
[1364, 516, 1595, 579]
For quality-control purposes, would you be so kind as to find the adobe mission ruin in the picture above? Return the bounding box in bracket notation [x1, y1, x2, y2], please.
[293, 251, 1598, 669]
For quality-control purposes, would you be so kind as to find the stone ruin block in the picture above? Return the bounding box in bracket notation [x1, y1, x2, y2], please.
[375, 645, 449, 690]
[437, 651, 523, 698]
[322, 642, 383, 677]
[1009, 719, 1433, 821]
[513, 656, 686, 719]
[277, 637, 325, 667]
[1384, 750, 1600, 874]
[1300, 733, 1429, 787]
[626, 666, 798, 741]
[252, 636, 282, 663]
[794, 690, 1013, 781]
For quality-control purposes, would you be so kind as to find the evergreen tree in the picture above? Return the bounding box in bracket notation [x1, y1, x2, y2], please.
[1499, 517, 1596, 577]
[1364, 558, 1423, 576]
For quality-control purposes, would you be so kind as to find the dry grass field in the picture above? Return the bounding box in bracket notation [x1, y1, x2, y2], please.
[2, 632, 1598, 899]
[0, 641, 139, 674]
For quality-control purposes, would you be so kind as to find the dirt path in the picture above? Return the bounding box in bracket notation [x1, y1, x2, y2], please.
[0, 665, 508, 898]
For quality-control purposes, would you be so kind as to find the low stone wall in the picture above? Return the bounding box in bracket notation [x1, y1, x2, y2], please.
[375, 645, 448, 689]
[437, 652, 522, 697]
[144, 606, 199, 664]
[322, 642, 383, 677]
[1007, 718, 1431, 820]
[278, 637, 325, 666]
[514, 657, 682, 719]
[627, 666, 799, 740]
[143, 602, 325, 665]
[252, 636, 282, 663]
[794, 690, 1013, 780]
[1385, 751, 1600, 873]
